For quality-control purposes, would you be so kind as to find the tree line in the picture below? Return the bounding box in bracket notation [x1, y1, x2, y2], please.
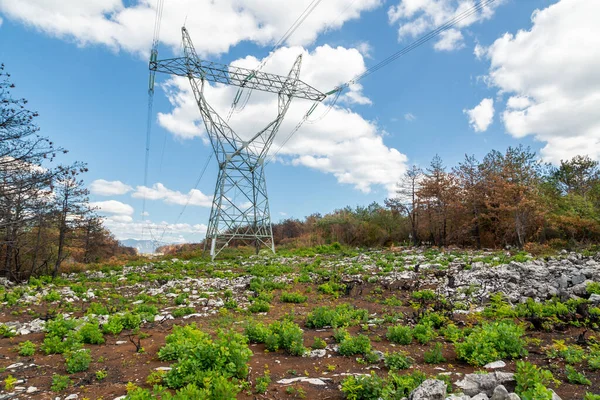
[273, 147, 600, 251]
[0, 65, 134, 281]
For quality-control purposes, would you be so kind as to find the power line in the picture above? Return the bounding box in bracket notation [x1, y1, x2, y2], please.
[226, 0, 326, 121]
[267, 0, 497, 163]
[337, 0, 497, 90]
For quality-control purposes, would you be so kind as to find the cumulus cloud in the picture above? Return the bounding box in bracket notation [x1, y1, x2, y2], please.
[476, 0, 600, 163]
[132, 183, 212, 207]
[102, 218, 207, 243]
[464, 98, 494, 132]
[388, 0, 503, 51]
[0, 0, 381, 56]
[89, 179, 132, 196]
[90, 200, 134, 216]
[157, 45, 408, 195]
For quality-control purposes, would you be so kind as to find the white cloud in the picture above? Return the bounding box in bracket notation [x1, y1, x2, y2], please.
[355, 41, 373, 59]
[388, 0, 503, 51]
[0, 0, 381, 56]
[476, 0, 600, 163]
[132, 183, 212, 207]
[90, 200, 134, 216]
[89, 179, 132, 196]
[0, 16, 3, 26]
[434, 28, 464, 51]
[102, 218, 207, 243]
[464, 98, 494, 132]
[157, 45, 408, 195]
[404, 112, 416, 121]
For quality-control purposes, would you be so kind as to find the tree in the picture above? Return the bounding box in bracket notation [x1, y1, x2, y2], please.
[453, 155, 485, 248]
[387, 165, 423, 246]
[52, 163, 89, 277]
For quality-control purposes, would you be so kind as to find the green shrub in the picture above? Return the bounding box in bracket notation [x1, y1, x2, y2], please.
[255, 370, 271, 394]
[18, 341, 36, 356]
[95, 370, 108, 380]
[565, 365, 591, 385]
[338, 334, 371, 356]
[585, 393, 600, 400]
[161, 327, 251, 391]
[121, 312, 143, 329]
[386, 325, 412, 345]
[333, 328, 350, 343]
[587, 282, 600, 295]
[244, 321, 270, 344]
[312, 337, 327, 349]
[588, 355, 600, 371]
[305, 304, 368, 328]
[65, 349, 92, 373]
[455, 321, 527, 366]
[51, 374, 70, 392]
[424, 342, 446, 364]
[103, 315, 124, 335]
[0, 324, 16, 338]
[42, 316, 81, 355]
[384, 352, 412, 370]
[265, 321, 306, 356]
[280, 291, 308, 303]
[341, 372, 384, 400]
[248, 300, 270, 313]
[382, 371, 428, 398]
[411, 289, 436, 301]
[86, 302, 109, 315]
[172, 307, 195, 318]
[318, 282, 346, 298]
[79, 320, 105, 344]
[413, 323, 436, 345]
[44, 290, 61, 302]
[515, 361, 558, 400]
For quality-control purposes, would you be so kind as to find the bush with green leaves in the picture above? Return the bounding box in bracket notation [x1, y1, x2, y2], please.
[125, 379, 240, 400]
[413, 322, 436, 345]
[41, 316, 81, 355]
[384, 352, 412, 370]
[587, 282, 600, 295]
[160, 326, 251, 392]
[255, 370, 271, 394]
[248, 300, 270, 313]
[86, 302, 109, 315]
[18, 340, 36, 356]
[172, 307, 195, 318]
[65, 349, 92, 373]
[515, 361, 558, 400]
[318, 282, 346, 298]
[565, 365, 591, 385]
[103, 314, 124, 335]
[244, 320, 306, 356]
[338, 334, 371, 356]
[280, 291, 308, 303]
[585, 393, 600, 400]
[51, 374, 70, 392]
[121, 312, 143, 329]
[386, 325, 412, 345]
[382, 371, 428, 398]
[0, 324, 16, 338]
[341, 372, 384, 400]
[424, 342, 446, 364]
[455, 321, 527, 366]
[79, 319, 105, 344]
[311, 337, 327, 349]
[306, 304, 368, 329]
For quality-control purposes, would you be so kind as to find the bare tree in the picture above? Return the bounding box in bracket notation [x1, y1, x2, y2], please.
[386, 165, 423, 246]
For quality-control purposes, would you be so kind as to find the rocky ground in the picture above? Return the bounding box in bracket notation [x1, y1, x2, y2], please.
[0, 248, 599, 399]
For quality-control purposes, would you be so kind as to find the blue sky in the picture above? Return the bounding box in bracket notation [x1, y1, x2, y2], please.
[1, 0, 598, 244]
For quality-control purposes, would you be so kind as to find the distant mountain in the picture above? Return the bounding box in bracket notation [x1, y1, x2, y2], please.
[119, 239, 161, 255]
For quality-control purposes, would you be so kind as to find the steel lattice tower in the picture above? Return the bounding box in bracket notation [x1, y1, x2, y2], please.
[150, 28, 326, 259]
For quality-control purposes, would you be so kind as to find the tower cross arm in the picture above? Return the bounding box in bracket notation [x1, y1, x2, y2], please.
[150, 57, 327, 102]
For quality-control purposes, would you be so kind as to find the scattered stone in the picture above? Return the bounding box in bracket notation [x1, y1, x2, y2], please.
[276, 377, 329, 386]
[409, 379, 447, 400]
[65, 395, 79, 400]
[589, 293, 600, 304]
[26, 387, 38, 393]
[472, 394, 489, 400]
[115, 341, 127, 345]
[484, 361, 506, 370]
[490, 385, 509, 400]
[6, 363, 23, 370]
[308, 349, 326, 358]
[154, 367, 171, 371]
[507, 394, 520, 400]
[446, 396, 470, 400]
[550, 390, 562, 400]
[455, 372, 515, 397]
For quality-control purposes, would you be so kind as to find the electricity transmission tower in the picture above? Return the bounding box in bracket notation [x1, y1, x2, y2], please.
[150, 27, 326, 259]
